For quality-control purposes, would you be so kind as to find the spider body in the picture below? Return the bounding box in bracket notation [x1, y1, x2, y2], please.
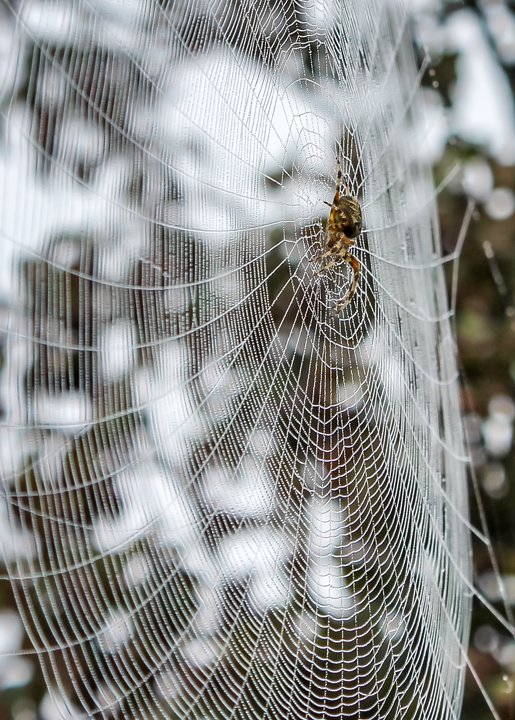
[315, 163, 362, 312]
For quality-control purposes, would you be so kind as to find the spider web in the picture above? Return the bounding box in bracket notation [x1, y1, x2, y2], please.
[0, 0, 474, 718]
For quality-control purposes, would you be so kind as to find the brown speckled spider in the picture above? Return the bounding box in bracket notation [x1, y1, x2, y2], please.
[314, 160, 362, 312]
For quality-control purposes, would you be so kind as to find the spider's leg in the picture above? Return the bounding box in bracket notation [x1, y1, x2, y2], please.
[308, 252, 325, 268]
[311, 233, 349, 269]
[310, 249, 335, 273]
[336, 160, 352, 197]
[315, 244, 342, 264]
[311, 250, 340, 278]
[336, 163, 343, 195]
[334, 251, 360, 312]
[342, 173, 352, 196]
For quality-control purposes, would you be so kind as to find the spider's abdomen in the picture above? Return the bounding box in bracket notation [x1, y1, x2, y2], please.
[332, 196, 362, 239]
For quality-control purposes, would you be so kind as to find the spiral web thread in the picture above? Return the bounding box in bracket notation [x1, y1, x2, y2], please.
[0, 0, 473, 718]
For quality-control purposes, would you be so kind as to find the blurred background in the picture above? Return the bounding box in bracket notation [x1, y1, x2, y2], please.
[0, 0, 514, 719]
[416, 2, 515, 717]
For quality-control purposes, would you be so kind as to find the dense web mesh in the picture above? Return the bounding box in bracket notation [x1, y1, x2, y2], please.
[0, 0, 471, 718]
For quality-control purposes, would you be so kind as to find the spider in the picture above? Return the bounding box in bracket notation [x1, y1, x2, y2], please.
[313, 161, 362, 312]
